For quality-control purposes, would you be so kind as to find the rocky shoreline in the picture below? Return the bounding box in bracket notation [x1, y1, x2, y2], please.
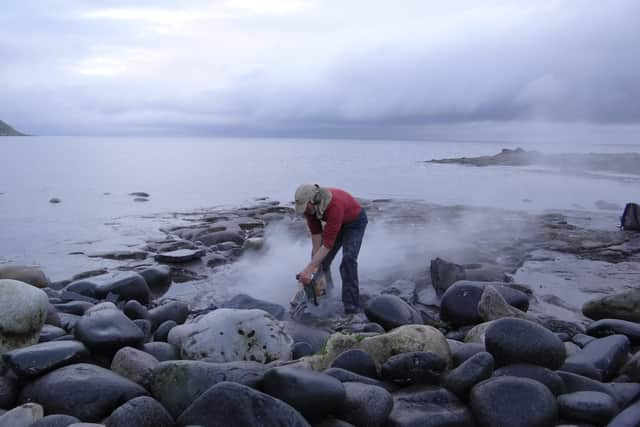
[1, 198, 640, 426]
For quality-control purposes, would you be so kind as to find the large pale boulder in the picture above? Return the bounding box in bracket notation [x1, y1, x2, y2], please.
[168, 308, 293, 363]
[306, 325, 451, 371]
[0, 279, 49, 356]
[0, 265, 49, 288]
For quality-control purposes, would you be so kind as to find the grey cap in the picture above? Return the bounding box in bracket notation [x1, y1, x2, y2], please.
[294, 184, 318, 214]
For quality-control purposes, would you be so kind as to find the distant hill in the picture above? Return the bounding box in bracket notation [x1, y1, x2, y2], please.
[0, 120, 26, 136]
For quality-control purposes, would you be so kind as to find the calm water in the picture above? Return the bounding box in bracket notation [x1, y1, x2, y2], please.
[1, 136, 638, 280]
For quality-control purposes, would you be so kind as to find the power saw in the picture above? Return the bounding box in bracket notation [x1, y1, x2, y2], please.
[290, 270, 326, 318]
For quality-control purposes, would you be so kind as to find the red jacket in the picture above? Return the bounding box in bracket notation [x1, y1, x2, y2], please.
[305, 188, 362, 249]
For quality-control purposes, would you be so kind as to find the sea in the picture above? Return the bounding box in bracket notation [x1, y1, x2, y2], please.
[1, 136, 639, 285]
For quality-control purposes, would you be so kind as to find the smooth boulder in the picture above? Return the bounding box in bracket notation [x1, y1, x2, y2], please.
[470, 376, 557, 427]
[2, 340, 90, 378]
[335, 382, 393, 427]
[560, 334, 630, 381]
[111, 347, 159, 388]
[65, 272, 151, 304]
[485, 318, 565, 369]
[307, 325, 451, 372]
[493, 363, 566, 396]
[440, 281, 529, 326]
[147, 301, 189, 329]
[364, 295, 423, 331]
[557, 391, 618, 425]
[0, 279, 49, 355]
[177, 381, 310, 427]
[381, 351, 447, 385]
[586, 318, 640, 345]
[388, 385, 474, 427]
[331, 349, 378, 379]
[262, 367, 346, 422]
[0, 265, 49, 288]
[443, 351, 494, 398]
[150, 360, 268, 418]
[168, 308, 293, 363]
[105, 396, 174, 427]
[74, 307, 144, 357]
[582, 289, 640, 322]
[222, 294, 286, 320]
[19, 363, 147, 422]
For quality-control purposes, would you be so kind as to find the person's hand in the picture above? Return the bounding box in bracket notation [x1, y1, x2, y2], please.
[297, 268, 313, 284]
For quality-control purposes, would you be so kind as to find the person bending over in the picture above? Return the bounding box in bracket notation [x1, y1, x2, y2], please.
[294, 184, 367, 314]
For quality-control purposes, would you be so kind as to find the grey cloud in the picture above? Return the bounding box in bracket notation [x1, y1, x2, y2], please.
[1, 1, 639, 137]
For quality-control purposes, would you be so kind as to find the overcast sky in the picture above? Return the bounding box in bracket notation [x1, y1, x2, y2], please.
[1, 0, 639, 139]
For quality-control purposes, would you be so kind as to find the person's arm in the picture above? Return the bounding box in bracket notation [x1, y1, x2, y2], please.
[311, 233, 322, 258]
[300, 205, 343, 279]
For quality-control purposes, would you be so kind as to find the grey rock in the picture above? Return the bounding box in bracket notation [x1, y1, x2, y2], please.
[0, 402, 43, 426]
[153, 320, 176, 342]
[142, 342, 179, 361]
[73, 307, 144, 357]
[105, 396, 174, 427]
[221, 294, 286, 320]
[364, 295, 423, 331]
[470, 376, 558, 427]
[331, 349, 378, 379]
[485, 317, 565, 369]
[38, 325, 68, 343]
[150, 360, 268, 418]
[443, 351, 494, 398]
[388, 385, 474, 427]
[556, 371, 615, 398]
[477, 285, 538, 322]
[381, 351, 447, 385]
[198, 231, 244, 246]
[167, 308, 292, 363]
[137, 266, 172, 298]
[608, 399, 640, 427]
[621, 350, 640, 382]
[557, 391, 618, 426]
[430, 258, 465, 295]
[177, 381, 310, 427]
[292, 342, 313, 359]
[493, 363, 566, 396]
[53, 301, 93, 316]
[335, 382, 393, 427]
[572, 333, 596, 348]
[324, 368, 398, 392]
[31, 414, 81, 427]
[0, 279, 49, 355]
[154, 249, 206, 264]
[586, 318, 640, 345]
[0, 265, 50, 288]
[262, 366, 346, 421]
[582, 289, 640, 322]
[123, 300, 148, 321]
[0, 376, 16, 409]
[111, 347, 159, 389]
[148, 301, 189, 329]
[440, 281, 528, 326]
[19, 363, 147, 422]
[133, 319, 152, 342]
[87, 250, 147, 261]
[65, 272, 151, 304]
[451, 342, 485, 367]
[2, 340, 90, 378]
[560, 335, 630, 381]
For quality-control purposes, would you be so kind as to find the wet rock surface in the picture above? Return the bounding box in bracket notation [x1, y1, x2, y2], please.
[1, 197, 640, 424]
